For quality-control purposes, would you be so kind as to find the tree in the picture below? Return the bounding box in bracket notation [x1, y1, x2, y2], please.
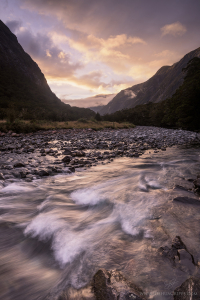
[95, 112, 102, 121]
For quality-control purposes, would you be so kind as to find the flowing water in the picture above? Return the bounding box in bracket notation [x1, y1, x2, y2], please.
[0, 146, 200, 300]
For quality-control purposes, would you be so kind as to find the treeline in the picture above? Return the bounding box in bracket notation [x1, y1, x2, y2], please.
[103, 57, 200, 131]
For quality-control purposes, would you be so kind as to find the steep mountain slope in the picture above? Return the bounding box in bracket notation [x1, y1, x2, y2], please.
[0, 20, 94, 121]
[100, 47, 200, 115]
[104, 57, 200, 131]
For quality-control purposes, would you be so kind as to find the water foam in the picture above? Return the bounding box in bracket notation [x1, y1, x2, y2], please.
[24, 212, 111, 267]
[71, 188, 105, 205]
[1, 183, 33, 193]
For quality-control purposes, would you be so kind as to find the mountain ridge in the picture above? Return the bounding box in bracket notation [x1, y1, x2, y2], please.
[100, 47, 200, 115]
[0, 20, 94, 121]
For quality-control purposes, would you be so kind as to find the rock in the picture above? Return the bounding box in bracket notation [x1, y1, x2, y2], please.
[62, 156, 72, 163]
[174, 179, 194, 191]
[194, 178, 200, 188]
[177, 249, 196, 273]
[159, 236, 196, 268]
[0, 173, 5, 180]
[34, 169, 50, 177]
[63, 148, 72, 155]
[68, 167, 75, 173]
[57, 286, 95, 300]
[174, 277, 200, 299]
[14, 162, 25, 168]
[92, 268, 146, 300]
[173, 197, 200, 206]
[19, 171, 27, 178]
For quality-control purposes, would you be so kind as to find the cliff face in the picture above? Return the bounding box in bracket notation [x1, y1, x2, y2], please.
[100, 47, 200, 115]
[0, 20, 94, 120]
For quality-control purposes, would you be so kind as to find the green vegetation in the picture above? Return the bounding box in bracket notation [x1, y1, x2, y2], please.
[95, 112, 102, 121]
[0, 119, 135, 133]
[104, 57, 200, 131]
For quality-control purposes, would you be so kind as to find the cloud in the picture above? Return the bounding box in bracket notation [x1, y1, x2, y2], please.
[62, 93, 116, 108]
[124, 90, 136, 99]
[6, 20, 22, 33]
[161, 22, 187, 37]
[51, 31, 146, 74]
[15, 27, 82, 79]
[154, 50, 175, 58]
[74, 71, 109, 89]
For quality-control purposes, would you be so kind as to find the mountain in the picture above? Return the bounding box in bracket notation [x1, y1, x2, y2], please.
[0, 20, 95, 121]
[62, 94, 115, 110]
[100, 47, 200, 115]
[89, 105, 105, 113]
[104, 57, 200, 131]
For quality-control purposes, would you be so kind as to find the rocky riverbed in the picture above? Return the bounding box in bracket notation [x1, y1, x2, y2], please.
[0, 126, 200, 187]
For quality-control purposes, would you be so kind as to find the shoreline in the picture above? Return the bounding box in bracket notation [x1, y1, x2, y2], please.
[0, 126, 200, 187]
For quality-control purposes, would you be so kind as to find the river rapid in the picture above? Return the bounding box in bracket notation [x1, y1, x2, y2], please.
[0, 145, 200, 300]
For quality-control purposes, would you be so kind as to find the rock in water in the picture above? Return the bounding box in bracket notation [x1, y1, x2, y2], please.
[92, 269, 146, 300]
[174, 277, 200, 299]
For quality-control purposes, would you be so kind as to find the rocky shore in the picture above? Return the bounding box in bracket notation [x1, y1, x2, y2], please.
[0, 126, 200, 187]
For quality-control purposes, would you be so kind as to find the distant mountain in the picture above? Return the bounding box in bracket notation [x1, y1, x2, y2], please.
[0, 20, 94, 121]
[100, 47, 200, 115]
[89, 105, 105, 113]
[62, 94, 115, 110]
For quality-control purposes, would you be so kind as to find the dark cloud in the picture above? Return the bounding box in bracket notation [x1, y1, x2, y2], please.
[6, 20, 22, 33]
[18, 0, 200, 39]
[15, 27, 82, 78]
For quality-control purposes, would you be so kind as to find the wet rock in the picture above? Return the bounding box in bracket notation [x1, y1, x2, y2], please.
[0, 173, 5, 180]
[159, 236, 196, 268]
[62, 156, 72, 163]
[12, 171, 22, 178]
[68, 167, 75, 173]
[193, 178, 200, 188]
[57, 286, 95, 300]
[174, 277, 200, 299]
[33, 169, 50, 177]
[62, 148, 72, 155]
[174, 179, 194, 191]
[92, 268, 146, 300]
[173, 197, 200, 206]
[177, 249, 196, 274]
[14, 162, 25, 168]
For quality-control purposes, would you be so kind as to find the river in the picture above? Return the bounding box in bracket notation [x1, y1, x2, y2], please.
[0, 145, 200, 300]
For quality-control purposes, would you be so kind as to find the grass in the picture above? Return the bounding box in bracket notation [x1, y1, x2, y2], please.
[0, 119, 135, 133]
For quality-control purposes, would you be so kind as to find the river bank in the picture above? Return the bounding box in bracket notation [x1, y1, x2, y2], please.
[0, 126, 200, 186]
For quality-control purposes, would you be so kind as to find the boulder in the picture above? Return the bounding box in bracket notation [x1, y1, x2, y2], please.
[14, 162, 25, 168]
[174, 277, 200, 299]
[159, 236, 196, 269]
[62, 156, 72, 163]
[92, 268, 146, 300]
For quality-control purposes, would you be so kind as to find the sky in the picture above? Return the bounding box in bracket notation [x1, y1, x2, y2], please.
[0, 0, 200, 106]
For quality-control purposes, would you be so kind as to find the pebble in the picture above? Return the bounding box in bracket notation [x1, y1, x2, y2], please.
[0, 126, 199, 186]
